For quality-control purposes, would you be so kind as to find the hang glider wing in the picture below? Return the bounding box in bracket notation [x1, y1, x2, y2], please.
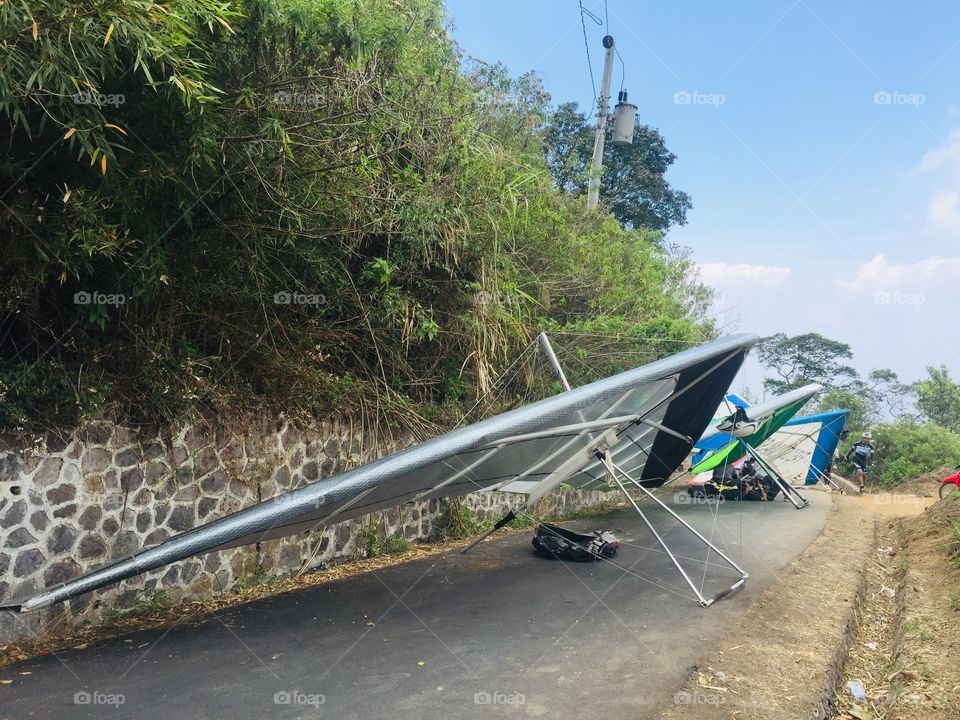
[3, 334, 758, 612]
[689, 383, 822, 474]
[759, 409, 849, 485]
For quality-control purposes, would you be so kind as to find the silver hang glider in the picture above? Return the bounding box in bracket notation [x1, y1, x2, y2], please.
[3, 333, 758, 612]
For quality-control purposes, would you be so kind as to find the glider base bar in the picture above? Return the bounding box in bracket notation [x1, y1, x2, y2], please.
[743, 444, 810, 510]
[599, 450, 748, 608]
[460, 510, 518, 554]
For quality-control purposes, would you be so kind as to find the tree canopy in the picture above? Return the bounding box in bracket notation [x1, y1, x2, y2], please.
[541, 101, 693, 232]
[914, 365, 960, 433]
[756, 333, 856, 394]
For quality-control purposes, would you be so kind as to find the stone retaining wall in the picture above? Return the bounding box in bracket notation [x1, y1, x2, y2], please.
[0, 418, 614, 643]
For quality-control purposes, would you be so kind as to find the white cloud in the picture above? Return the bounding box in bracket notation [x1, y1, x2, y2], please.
[915, 129, 960, 176]
[927, 190, 960, 237]
[838, 253, 960, 292]
[916, 130, 960, 237]
[698, 262, 792, 287]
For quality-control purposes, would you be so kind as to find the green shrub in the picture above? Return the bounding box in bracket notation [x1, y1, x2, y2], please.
[432, 498, 480, 541]
[857, 421, 960, 488]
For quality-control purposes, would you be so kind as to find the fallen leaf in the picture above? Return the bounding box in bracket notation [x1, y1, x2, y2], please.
[417, 661, 425, 667]
[0, 679, 12, 685]
[848, 704, 873, 720]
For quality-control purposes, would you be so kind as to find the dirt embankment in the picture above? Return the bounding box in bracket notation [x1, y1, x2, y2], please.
[826, 491, 960, 720]
[660, 490, 943, 720]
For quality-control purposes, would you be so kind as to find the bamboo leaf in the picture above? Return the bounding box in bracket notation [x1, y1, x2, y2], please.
[214, 16, 234, 33]
[63, 127, 76, 140]
[103, 23, 115, 47]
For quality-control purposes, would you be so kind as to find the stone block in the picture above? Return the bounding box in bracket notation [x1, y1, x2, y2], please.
[52, 503, 78, 519]
[46, 525, 78, 555]
[45, 484, 76, 506]
[78, 535, 107, 559]
[81, 448, 111, 472]
[33, 458, 62, 488]
[167, 506, 195, 532]
[5, 527, 37, 548]
[14, 548, 45, 578]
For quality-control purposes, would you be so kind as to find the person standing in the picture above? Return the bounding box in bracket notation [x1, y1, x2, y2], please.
[845, 431, 876, 492]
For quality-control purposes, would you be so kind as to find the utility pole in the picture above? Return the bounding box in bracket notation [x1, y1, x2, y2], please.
[586, 35, 616, 209]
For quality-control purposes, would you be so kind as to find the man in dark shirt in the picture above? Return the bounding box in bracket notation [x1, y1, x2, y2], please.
[845, 431, 876, 492]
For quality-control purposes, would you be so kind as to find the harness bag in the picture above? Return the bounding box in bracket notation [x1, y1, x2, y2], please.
[532, 523, 620, 562]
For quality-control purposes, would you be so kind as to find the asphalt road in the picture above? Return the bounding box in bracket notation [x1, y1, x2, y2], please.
[1, 491, 829, 720]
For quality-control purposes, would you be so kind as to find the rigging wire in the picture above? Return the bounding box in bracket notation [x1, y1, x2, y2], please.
[453, 336, 539, 429]
[578, 0, 602, 105]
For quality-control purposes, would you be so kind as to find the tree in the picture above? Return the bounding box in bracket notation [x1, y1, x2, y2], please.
[756, 333, 856, 395]
[914, 365, 960, 432]
[858, 368, 912, 422]
[813, 387, 869, 432]
[541, 102, 692, 232]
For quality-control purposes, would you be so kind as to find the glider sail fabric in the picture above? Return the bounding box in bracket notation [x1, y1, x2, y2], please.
[689, 384, 822, 474]
[760, 410, 849, 485]
[4, 334, 758, 612]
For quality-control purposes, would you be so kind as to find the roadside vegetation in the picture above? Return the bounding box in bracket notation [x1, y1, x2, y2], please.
[0, 0, 710, 436]
[756, 333, 960, 489]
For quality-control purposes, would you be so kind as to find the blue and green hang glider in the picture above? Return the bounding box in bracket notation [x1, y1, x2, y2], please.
[761, 409, 850, 486]
[690, 384, 824, 475]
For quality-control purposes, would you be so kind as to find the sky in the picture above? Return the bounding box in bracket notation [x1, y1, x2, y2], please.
[444, 0, 960, 398]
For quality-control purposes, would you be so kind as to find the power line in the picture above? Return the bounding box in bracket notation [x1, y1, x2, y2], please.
[578, 0, 602, 104]
[615, 45, 626, 93]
